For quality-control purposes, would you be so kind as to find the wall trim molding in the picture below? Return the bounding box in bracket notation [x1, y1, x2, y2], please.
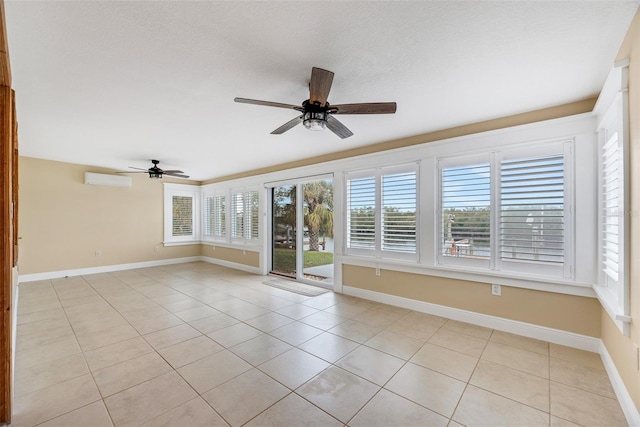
[199, 256, 261, 275]
[600, 341, 640, 427]
[343, 286, 600, 351]
[17, 257, 203, 282]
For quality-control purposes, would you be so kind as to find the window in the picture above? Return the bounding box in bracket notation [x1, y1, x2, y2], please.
[438, 142, 572, 278]
[500, 154, 565, 265]
[172, 196, 193, 237]
[346, 164, 418, 260]
[594, 59, 630, 335]
[440, 159, 490, 266]
[231, 190, 259, 243]
[163, 183, 199, 244]
[382, 171, 417, 253]
[346, 176, 376, 251]
[601, 134, 620, 283]
[203, 194, 225, 240]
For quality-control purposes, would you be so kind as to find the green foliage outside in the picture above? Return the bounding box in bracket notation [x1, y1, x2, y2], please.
[274, 180, 334, 252]
[273, 248, 334, 275]
[349, 206, 416, 242]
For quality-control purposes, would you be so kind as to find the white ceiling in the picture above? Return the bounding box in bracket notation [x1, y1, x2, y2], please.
[5, 1, 639, 181]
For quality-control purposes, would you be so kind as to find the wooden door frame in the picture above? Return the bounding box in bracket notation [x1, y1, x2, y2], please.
[1, 0, 15, 422]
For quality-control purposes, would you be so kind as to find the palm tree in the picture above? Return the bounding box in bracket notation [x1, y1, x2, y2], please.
[303, 180, 333, 251]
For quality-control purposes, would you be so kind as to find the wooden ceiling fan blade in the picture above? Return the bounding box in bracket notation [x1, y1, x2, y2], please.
[128, 166, 149, 171]
[164, 172, 190, 178]
[162, 170, 184, 174]
[309, 67, 334, 106]
[331, 102, 397, 114]
[271, 115, 303, 134]
[234, 97, 300, 110]
[326, 115, 353, 139]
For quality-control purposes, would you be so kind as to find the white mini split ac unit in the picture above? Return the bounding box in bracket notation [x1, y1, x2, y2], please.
[84, 172, 132, 188]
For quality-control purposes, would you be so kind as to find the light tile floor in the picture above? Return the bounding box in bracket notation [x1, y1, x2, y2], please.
[13, 262, 627, 426]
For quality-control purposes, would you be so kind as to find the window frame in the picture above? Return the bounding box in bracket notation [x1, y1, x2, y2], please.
[163, 183, 200, 245]
[345, 163, 419, 262]
[437, 153, 492, 270]
[495, 142, 574, 279]
[436, 140, 574, 279]
[594, 59, 631, 335]
[202, 192, 226, 242]
[230, 188, 260, 245]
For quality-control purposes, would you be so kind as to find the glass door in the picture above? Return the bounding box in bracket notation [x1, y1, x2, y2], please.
[302, 180, 334, 286]
[272, 184, 297, 278]
[270, 178, 334, 286]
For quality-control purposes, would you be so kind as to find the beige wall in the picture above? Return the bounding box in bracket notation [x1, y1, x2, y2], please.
[343, 265, 601, 337]
[203, 245, 259, 269]
[18, 157, 201, 275]
[602, 9, 640, 411]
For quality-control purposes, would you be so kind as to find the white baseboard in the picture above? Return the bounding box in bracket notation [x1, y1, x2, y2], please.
[343, 286, 601, 352]
[600, 341, 640, 427]
[343, 286, 640, 426]
[18, 257, 203, 283]
[200, 256, 261, 275]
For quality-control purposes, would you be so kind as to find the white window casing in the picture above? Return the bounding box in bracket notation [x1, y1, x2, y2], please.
[163, 183, 200, 245]
[345, 164, 419, 261]
[437, 140, 573, 279]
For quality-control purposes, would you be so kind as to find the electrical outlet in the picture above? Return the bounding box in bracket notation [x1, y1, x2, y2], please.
[243, 249, 246, 255]
[95, 250, 101, 257]
[635, 344, 639, 371]
[491, 284, 501, 296]
[375, 267, 381, 276]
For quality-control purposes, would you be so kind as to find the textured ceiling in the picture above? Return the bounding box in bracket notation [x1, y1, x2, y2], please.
[5, 1, 639, 181]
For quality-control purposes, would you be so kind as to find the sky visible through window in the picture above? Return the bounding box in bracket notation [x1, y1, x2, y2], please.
[441, 155, 564, 263]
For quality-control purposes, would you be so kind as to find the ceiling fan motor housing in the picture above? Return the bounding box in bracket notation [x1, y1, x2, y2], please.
[302, 100, 328, 131]
[149, 160, 163, 178]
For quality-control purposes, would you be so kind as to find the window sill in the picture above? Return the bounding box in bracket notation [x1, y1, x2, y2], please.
[340, 255, 595, 298]
[593, 285, 631, 336]
[163, 240, 202, 247]
[201, 241, 260, 251]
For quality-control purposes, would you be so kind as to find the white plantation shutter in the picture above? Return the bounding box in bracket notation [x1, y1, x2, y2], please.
[500, 154, 565, 265]
[247, 190, 259, 241]
[346, 176, 376, 251]
[231, 190, 259, 242]
[172, 195, 193, 237]
[441, 163, 491, 259]
[346, 165, 418, 260]
[204, 195, 225, 239]
[231, 192, 244, 240]
[594, 60, 630, 335]
[382, 171, 416, 253]
[601, 133, 620, 281]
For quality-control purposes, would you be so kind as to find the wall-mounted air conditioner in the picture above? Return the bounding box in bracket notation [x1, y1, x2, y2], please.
[84, 172, 132, 188]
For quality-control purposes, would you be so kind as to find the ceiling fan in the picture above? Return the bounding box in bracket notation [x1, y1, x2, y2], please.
[117, 160, 190, 179]
[234, 67, 397, 139]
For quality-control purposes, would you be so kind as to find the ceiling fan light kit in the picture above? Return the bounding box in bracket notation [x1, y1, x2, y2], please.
[234, 67, 396, 139]
[302, 102, 328, 131]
